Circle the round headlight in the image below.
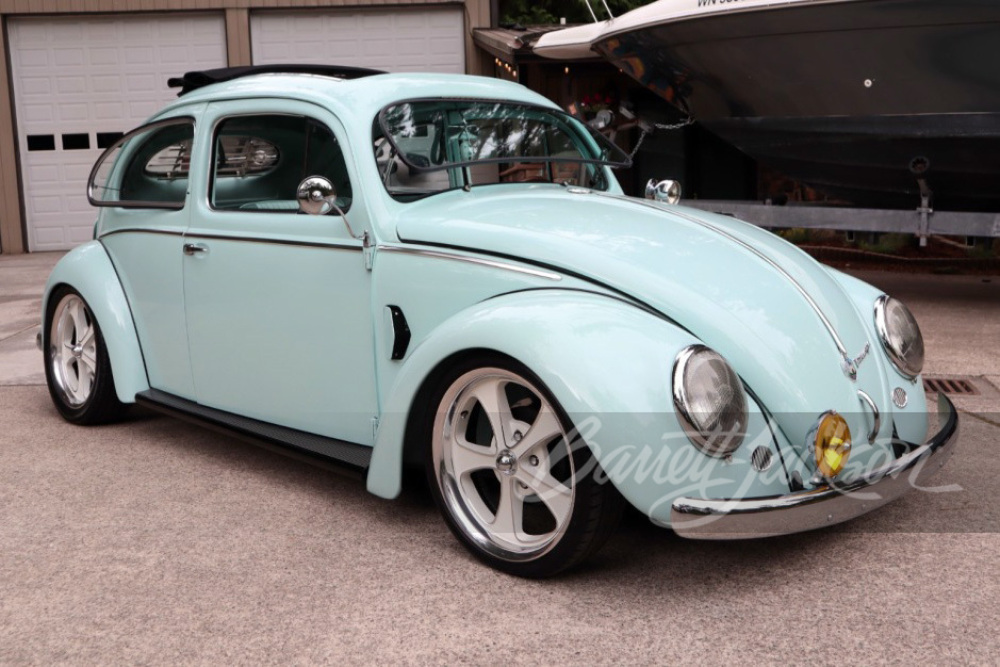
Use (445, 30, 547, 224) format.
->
(672, 345, 748, 457)
(874, 295, 924, 378)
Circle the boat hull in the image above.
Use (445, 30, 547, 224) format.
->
(593, 0, 1000, 209)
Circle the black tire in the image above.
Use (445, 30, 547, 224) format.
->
(44, 286, 126, 425)
(424, 353, 623, 578)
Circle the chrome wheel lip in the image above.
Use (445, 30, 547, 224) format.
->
(49, 293, 97, 408)
(432, 367, 576, 563)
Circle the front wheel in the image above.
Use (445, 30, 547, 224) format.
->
(426, 355, 622, 577)
(44, 287, 125, 425)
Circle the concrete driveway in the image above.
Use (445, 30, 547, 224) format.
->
(1, 252, 997, 664)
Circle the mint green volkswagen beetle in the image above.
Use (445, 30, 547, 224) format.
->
(41, 66, 958, 577)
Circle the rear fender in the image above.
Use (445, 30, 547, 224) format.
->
(42, 241, 149, 403)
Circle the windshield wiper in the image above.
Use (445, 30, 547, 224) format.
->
(381, 147, 398, 185)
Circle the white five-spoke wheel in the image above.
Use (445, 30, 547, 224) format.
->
(44, 287, 124, 425)
(50, 293, 99, 407)
(426, 356, 623, 577)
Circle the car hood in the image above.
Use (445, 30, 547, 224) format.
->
(393, 186, 890, 449)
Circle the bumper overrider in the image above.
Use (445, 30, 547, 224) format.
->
(670, 394, 960, 539)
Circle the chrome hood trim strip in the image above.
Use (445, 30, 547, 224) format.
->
(378, 245, 563, 281)
(595, 192, 856, 370)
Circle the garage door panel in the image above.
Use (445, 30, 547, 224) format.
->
(34, 228, 64, 248)
(54, 77, 82, 95)
(21, 104, 54, 124)
(10, 14, 227, 252)
(92, 76, 122, 93)
(129, 101, 163, 119)
(89, 48, 121, 67)
(55, 49, 85, 67)
(125, 74, 157, 92)
(96, 102, 126, 121)
(21, 78, 51, 95)
(124, 47, 155, 64)
(251, 8, 465, 74)
(60, 104, 89, 122)
(15, 49, 49, 68)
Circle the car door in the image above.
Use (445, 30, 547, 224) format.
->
(182, 100, 377, 446)
(92, 113, 201, 400)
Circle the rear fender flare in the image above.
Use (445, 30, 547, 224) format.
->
(42, 241, 148, 403)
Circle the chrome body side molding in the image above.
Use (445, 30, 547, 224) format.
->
(98, 227, 362, 252)
(378, 245, 563, 281)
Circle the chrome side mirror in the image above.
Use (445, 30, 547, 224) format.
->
(296, 176, 338, 216)
(587, 109, 615, 130)
(296, 175, 368, 244)
(645, 179, 682, 205)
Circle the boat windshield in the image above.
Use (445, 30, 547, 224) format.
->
(374, 99, 631, 201)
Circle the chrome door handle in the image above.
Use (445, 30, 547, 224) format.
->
(183, 243, 208, 256)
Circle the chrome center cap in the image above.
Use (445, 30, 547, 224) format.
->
(496, 450, 517, 476)
(71, 344, 84, 358)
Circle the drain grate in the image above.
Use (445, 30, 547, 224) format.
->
(923, 377, 979, 395)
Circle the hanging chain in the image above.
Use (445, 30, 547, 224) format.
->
(654, 118, 696, 131)
(629, 117, 695, 159)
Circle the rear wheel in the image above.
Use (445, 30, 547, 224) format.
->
(44, 287, 125, 425)
(426, 355, 623, 577)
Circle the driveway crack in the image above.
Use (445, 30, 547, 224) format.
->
(957, 408, 1000, 430)
(0, 324, 39, 345)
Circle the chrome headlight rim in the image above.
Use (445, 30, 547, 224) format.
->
(873, 294, 924, 380)
(672, 344, 748, 458)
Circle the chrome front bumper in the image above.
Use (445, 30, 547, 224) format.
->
(670, 394, 960, 540)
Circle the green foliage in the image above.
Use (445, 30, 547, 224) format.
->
(499, 0, 652, 26)
(966, 239, 1000, 259)
(777, 227, 813, 245)
(858, 233, 911, 255)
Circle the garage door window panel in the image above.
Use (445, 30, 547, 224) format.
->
(210, 115, 352, 213)
(88, 117, 195, 209)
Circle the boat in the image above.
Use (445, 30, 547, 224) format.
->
(535, 0, 1000, 211)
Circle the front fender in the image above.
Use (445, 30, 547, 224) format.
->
(366, 289, 702, 501)
(825, 267, 929, 444)
(43, 241, 148, 403)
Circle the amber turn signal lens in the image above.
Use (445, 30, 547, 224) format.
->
(814, 412, 852, 479)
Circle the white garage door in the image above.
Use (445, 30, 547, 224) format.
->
(9, 14, 227, 252)
(251, 8, 465, 73)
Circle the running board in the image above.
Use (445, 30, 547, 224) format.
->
(135, 389, 372, 478)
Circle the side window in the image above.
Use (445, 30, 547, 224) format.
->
(88, 118, 194, 209)
(210, 114, 352, 213)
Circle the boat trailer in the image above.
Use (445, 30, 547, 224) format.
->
(684, 198, 1000, 245)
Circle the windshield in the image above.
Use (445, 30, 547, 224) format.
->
(374, 99, 631, 201)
